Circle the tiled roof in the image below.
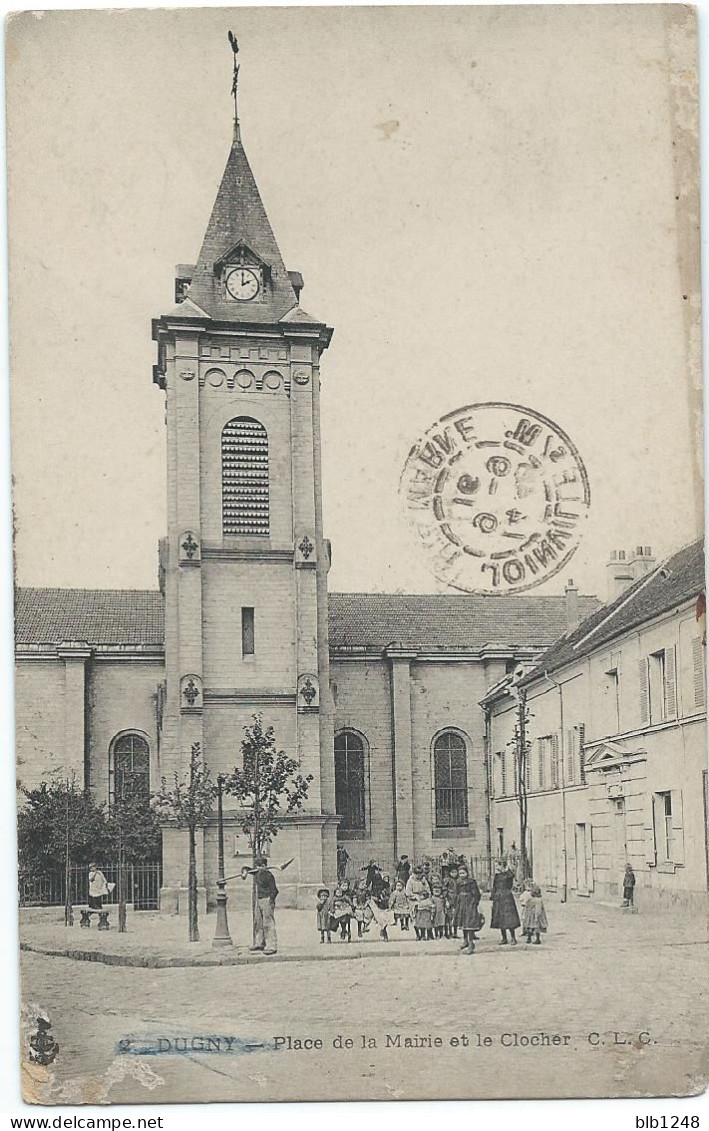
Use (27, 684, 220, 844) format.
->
(15, 586, 600, 655)
(15, 589, 165, 647)
(328, 592, 599, 653)
(523, 538, 705, 681)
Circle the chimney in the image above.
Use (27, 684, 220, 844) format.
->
(565, 578, 580, 632)
(631, 545, 656, 582)
(606, 545, 656, 602)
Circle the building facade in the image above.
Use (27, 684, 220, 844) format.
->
(485, 539, 707, 911)
(14, 95, 705, 913)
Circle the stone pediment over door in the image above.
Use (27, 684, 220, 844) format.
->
(585, 739, 647, 773)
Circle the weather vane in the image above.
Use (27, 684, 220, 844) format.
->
(228, 31, 240, 141)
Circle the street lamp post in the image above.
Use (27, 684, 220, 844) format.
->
(212, 775, 233, 949)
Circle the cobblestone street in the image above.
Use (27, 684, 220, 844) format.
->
(20, 898, 709, 1105)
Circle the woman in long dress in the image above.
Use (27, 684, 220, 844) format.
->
(490, 860, 520, 945)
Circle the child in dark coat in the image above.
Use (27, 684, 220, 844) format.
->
(316, 887, 332, 943)
(444, 866, 459, 938)
(455, 866, 482, 955)
(353, 879, 369, 937)
(622, 864, 636, 906)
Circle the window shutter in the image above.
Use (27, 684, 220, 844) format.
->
(693, 636, 706, 710)
(565, 728, 575, 785)
(551, 733, 560, 789)
(578, 724, 586, 784)
(664, 646, 677, 718)
(586, 824, 595, 892)
(671, 789, 685, 866)
(643, 791, 657, 866)
(639, 659, 650, 726)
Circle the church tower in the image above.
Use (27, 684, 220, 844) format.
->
(152, 48, 336, 909)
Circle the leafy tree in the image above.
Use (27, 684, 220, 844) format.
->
(105, 790, 162, 932)
(224, 714, 312, 945)
(225, 714, 313, 863)
(105, 793, 162, 864)
(17, 777, 110, 874)
(152, 743, 214, 942)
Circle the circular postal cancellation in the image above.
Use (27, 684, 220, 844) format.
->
(400, 402, 591, 595)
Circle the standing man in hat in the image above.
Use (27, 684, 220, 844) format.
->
(250, 856, 278, 954)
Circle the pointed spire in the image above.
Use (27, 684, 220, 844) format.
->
(186, 140, 298, 323)
(183, 38, 300, 324)
(173, 38, 329, 335)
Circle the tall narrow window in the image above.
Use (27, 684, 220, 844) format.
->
(647, 647, 677, 724)
(605, 651, 621, 732)
(654, 791, 673, 862)
(110, 734, 150, 805)
(241, 607, 255, 657)
(222, 417, 269, 536)
(433, 731, 469, 828)
(334, 731, 366, 830)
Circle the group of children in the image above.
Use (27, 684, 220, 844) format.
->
(316, 857, 549, 952)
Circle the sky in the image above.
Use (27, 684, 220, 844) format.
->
(6, 5, 703, 600)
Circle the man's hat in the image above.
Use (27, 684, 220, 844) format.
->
(317, 887, 330, 897)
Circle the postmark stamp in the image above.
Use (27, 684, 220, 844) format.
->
(400, 402, 591, 594)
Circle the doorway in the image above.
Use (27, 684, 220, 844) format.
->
(608, 797, 627, 897)
(574, 822, 592, 895)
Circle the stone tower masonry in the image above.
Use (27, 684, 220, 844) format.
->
(152, 93, 337, 910)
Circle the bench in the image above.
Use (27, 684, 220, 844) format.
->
(77, 907, 111, 930)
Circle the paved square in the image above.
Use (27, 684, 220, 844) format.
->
(20, 897, 709, 1103)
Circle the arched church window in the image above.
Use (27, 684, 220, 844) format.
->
(222, 417, 270, 536)
(433, 731, 469, 828)
(110, 733, 150, 805)
(334, 731, 366, 831)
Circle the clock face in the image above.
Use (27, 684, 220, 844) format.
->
(225, 267, 260, 302)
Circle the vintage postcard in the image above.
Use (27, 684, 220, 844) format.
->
(8, 4, 707, 1106)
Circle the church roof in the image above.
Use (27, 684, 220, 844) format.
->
(521, 537, 705, 682)
(15, 586, 599, 654)
(327, 592, 600, 653)
(183, 138, 304, 325)
(14, 588, 164, 647)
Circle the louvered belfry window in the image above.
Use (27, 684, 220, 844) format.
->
(222, 417, 270, 536)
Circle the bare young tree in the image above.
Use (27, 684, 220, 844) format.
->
(153, 743, 214, 942)
(509, 686, 532, 881)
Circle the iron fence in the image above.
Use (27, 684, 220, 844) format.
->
(18, 863, 162, 911)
